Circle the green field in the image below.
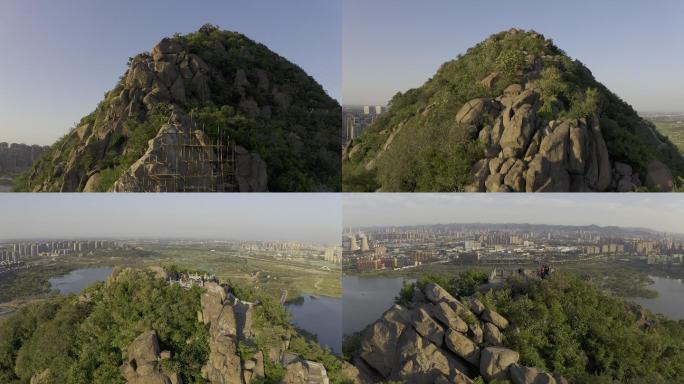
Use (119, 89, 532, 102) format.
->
(648, 115, 684, 151)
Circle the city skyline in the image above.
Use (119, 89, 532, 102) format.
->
(0, 0, 341, 145)
(345, 221, 671, 235)
(0, 194, 342, 244)
(343, 0, 684, 111)
(343, 194, 684, 234)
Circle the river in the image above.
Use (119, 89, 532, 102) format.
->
(342, 275, 412, 336)
(632, 276, 684, 320)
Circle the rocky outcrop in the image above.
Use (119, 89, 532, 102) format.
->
(645, 159, 674, 191)
(198, 281, 331, 384)
(352, 283, 564, 383)
(199, 282, 256, 384)
(0, 143, 48, 174)
(462, 84, 626, 192)
(282, 353, 330, 384)
(120, 330, 183, 384)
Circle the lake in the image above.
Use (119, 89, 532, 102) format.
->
(0, 176, 14, 192)
(342, 275, 412, 336)
(286, 294, 342, 354)
(633, 276, 684, 320)
(49, 268, 113, 294)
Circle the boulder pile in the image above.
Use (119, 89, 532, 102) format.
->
(353, 283, 567, 384)
(461, 82, 672, 192)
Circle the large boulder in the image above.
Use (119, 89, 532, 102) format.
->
(282, 358, 329, 384)
(480, 347, 519, 382)
(468, 298, 486, 315)
(433, 302, 468, 333)
(398, 341, 474, 384)
(423, 283, 458, 304)
(499, 105, 537, 157)
(482, 309, 509, 329)
(483, 322, 503, 346)
(510, 364, 557, 384)
(360, 305, 411, 377)
(468, 321, 484, 344)
(456, 98, 501, 126)
(466, 159, 490, 192)
(444, 328, 481, 365)
(412, 308, 445, 346)
(645, 160, 674, 191)
(127, 330, 160, 365)
(120, 331, 180, 384)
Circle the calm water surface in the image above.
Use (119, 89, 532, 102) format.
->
(633, 276, 684, 320)
(342, 275, 413, 335)
(286, 294, 342, 354)
(48, 268, 113, 294)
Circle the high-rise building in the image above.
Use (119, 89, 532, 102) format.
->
(360, 234, 370, 252)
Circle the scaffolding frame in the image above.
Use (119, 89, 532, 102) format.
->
(139, 115, 237, 192)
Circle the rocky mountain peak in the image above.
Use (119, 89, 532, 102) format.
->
(19, 24, 340, 192)
(343, 29, 684, 192)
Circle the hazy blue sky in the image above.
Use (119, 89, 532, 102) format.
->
(0, 0, 341, 145)
(343, 0, 684, 112)
(344, 194, 684, 234)
(0, 194, 341, 244)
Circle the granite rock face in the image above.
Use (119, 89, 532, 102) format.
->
(197, 282, 332, 384)
(352, 282, 565, 384)
(461, 86, 623, 192)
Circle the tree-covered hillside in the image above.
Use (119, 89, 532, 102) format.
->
(0, 269, 350, 384)
(343, 29, 684, 192)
